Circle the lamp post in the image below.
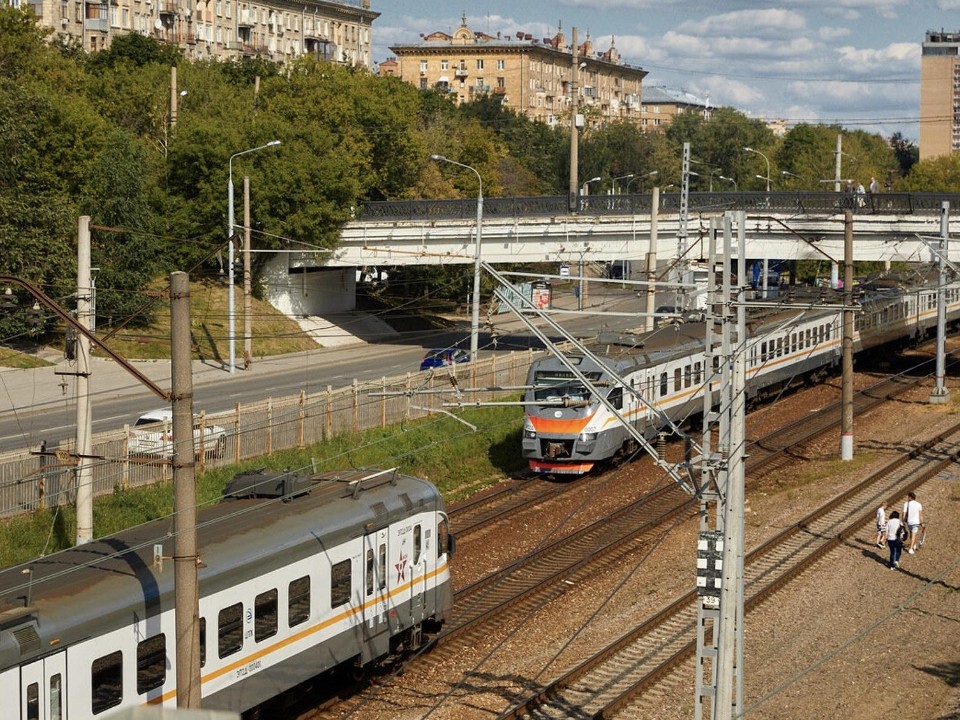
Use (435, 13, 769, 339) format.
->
(612, 173, 634, 194)
(631, 170, 658, 193)
(755, 173, 773, 188)
(431, 154, 483, 362)
(743, 146, 771, 192)
(228, 140, 280, 374)
(581, 176, 602, 195)
(718, 175, 738, 191)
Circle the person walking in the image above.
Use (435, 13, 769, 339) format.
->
(869, 176, 879, 194)
(875, 503, 887, 548)
(902, 492, 924, 554)
(885, 510, 905, 569)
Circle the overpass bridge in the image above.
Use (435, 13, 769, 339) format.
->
(327, 191, 960, 270)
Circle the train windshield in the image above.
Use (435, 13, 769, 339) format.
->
(532, 369, 603, 403)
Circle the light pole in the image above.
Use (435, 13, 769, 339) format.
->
(631, 170, 658, 193)
(755, 173, 773, 188)
(228, 140, 280, 373)
(612, 173, 634, 194)
(431, 154, 483, 362)
(719, 175, 738, 191)
(743, 146, 771, 192)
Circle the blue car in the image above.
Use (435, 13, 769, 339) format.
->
(420, 348, 471, 371)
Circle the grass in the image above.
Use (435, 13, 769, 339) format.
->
(0, 402, 527, 567)
(0, 278, 321, 367)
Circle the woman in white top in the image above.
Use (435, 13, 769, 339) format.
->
(902, 492, 924, 553)
(875, 504, 887, 548)
(885, 510, 905, 569)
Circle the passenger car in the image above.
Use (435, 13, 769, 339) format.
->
(128, 408, 227, 458)
(419, 347, 471, 371)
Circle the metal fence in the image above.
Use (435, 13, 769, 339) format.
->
(357, 191, 960, 221)
(0, 349, 538, 518)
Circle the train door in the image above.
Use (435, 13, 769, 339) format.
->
(362, 528, 390, 657)
(409, 520, 428, 623)
(20, 652, 66, 720)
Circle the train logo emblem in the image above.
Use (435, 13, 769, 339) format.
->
(395, 551, 408, 582)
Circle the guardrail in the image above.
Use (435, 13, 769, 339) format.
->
(356, 192, 960, 222)
(0, 350, 537, 519)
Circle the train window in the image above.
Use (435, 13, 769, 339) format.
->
(199, 618, 206, 667)
(218, 603, 243, 658)
(414, 524, 422, 565)
(760, 341, 767, 361)
(366, 548, 375, 595)
(136, 633, 166, 694)
(379, 543, 387, 590)
(331, 559, 351, 608)
(659, 372, 667, 397)
(91, 650, 123, 714)
(438, 518, 450, 557)
(255, 590, 278, 642)
(50, 674, 62, 720)
(289, 576, 311, 627)
(684, 365, 692, 389)
(673, 367, 681, 392)
(26, 682, 38, 720)
(607, 385, 623, 409)
(695, 362, 702, 384)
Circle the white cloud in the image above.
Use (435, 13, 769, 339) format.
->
(678, 8, 808, 38)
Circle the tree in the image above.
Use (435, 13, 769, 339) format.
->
(889, 132, 918, 180)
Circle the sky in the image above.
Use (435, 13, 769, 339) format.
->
(369, 1, 960, 143)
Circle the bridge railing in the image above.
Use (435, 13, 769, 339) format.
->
(356, 192, 960, 222)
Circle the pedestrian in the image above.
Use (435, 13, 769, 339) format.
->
(885, 510, 906, 569)
(874, 503, 887, 548)
(902, 491, 924, 554)
(868, 176, 879, 194)
(855, 181, 866, 208)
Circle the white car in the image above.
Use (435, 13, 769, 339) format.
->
(128, 409, 227, 458)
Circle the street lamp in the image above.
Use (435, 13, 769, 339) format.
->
(630, 170, 658, 193)
(781, 170, 800, 179)
(581, 176, 602, 195)
(718, 175, 738, 191)
(755, 173, 773, 188)
(743, 146, 771, 192)
(430, 154, 483, 362)
(612, 173, 634, 194)
(228, 140, 280, 374)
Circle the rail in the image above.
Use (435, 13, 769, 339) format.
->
(356, 191, 960, 222)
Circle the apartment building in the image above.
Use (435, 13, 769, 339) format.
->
(920, 29, 960, 160)
(640, 86, 711, 133)
(386, 17, 648, 127)
(9, 0, 378, 66)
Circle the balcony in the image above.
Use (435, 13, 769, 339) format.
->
(237, 9, 253, 28)
(158, 1, 176, 16)
(454, 67, 468, 78)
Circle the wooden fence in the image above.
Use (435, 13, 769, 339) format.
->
(0, 349, 537, 518)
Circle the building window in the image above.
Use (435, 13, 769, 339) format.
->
(497, 77, 505, 88)
(419, 60, 427, 73)
(476, 58, 484, 69)
(440, 59, 448, 70)
(497, 58, 504, 70)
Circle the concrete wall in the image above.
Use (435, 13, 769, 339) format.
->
(262, 253, 355, 316)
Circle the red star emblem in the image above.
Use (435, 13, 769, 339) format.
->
(395, 552, 408, 583)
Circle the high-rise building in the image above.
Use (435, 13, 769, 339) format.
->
(386, 16, 648, 128)
(920, 30, 960, 160)
(10, 0, 378, 67)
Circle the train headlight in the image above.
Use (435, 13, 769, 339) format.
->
(579, 432, 597, 442)
(523, 421, 537, 439)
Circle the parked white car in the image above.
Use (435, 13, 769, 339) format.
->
(128, 409, 227, 458)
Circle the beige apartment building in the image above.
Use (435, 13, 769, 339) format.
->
(920, 30, 960, 160)
(386, 18, 648, 127)
(640, 86, 711, 133)
(10, 0, 378, 66)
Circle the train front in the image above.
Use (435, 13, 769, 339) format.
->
(522, 354, 616, 475)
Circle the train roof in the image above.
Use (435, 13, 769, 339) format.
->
(0, 469, 442, 664)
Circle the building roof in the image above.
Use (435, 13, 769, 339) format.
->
(642, 86, 709, 109)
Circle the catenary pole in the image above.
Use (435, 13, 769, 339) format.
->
(171, 271, 201, 708)
(75, 216, 94, 545)
(930, 201, 950, 403)
(644, 185, 659, 332)
(243, 176, 253, 369)
(568, 27, 579, 213)
(840, 211, 854, 460)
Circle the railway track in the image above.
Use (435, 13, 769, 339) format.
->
(495, 422, 960, 719)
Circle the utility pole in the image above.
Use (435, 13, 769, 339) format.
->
(834, 134, 842, 193)
(645, 185, 660, 332)
(568, 27, 580, 213)
(75, 216, 94, 545)
(171, 271, 201, 709)
(840, 211, 854, 460)
(170, 66, 179, 134)
(930, 201, 950, 404)
(243, 176, 253, 369)
(677, 142, 691, 309)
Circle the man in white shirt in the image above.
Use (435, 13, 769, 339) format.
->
(902, 492, 924, 554)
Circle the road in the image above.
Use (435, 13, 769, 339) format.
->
(0, 284, 648, 453)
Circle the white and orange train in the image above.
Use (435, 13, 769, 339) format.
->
(0, 468, 454, 719)
(523, 275, 960, 475)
